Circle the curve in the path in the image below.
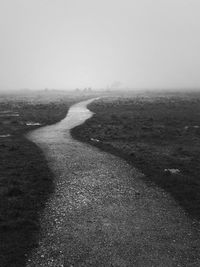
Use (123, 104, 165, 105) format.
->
(26, 99, 200, 267)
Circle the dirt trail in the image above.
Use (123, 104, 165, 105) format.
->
(26, 99, 200, 266)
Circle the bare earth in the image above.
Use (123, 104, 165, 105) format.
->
(26, 99, 200, 266)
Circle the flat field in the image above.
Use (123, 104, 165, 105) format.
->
(72, 91, 200, 221)
(0, 91, 88, 267)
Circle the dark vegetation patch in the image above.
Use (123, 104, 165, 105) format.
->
(0, 92, 88, 267)
(71, 91, 200, 221)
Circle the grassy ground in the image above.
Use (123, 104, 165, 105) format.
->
(71, 91, 200, 221)
(0, 92, 88, 267)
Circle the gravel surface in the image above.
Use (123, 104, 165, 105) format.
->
(26, 99, 200, 266)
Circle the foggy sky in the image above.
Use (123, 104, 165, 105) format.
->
(0, 0, 200, 90)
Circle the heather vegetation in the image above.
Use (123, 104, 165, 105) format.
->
(71, 91, 200, 221)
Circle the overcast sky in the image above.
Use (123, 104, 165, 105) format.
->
(0, 0, 200, 90)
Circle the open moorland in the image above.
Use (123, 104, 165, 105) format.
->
(0, 91, 90, 267)
(72, 91, 200, 222)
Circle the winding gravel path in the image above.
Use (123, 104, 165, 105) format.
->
(26, 99, 200, 266)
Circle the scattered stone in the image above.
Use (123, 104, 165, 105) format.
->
(184, 125, 200, 130)
(0, 112, 19, 117)
(26, 122, 42, 126)
(90, 138, 100, 142)
(164, 168, 180, 174)
(0, 110, 11, 113)
(0, 134, 11, 138)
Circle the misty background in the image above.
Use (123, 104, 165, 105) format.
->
(0, 0, 200, 90)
